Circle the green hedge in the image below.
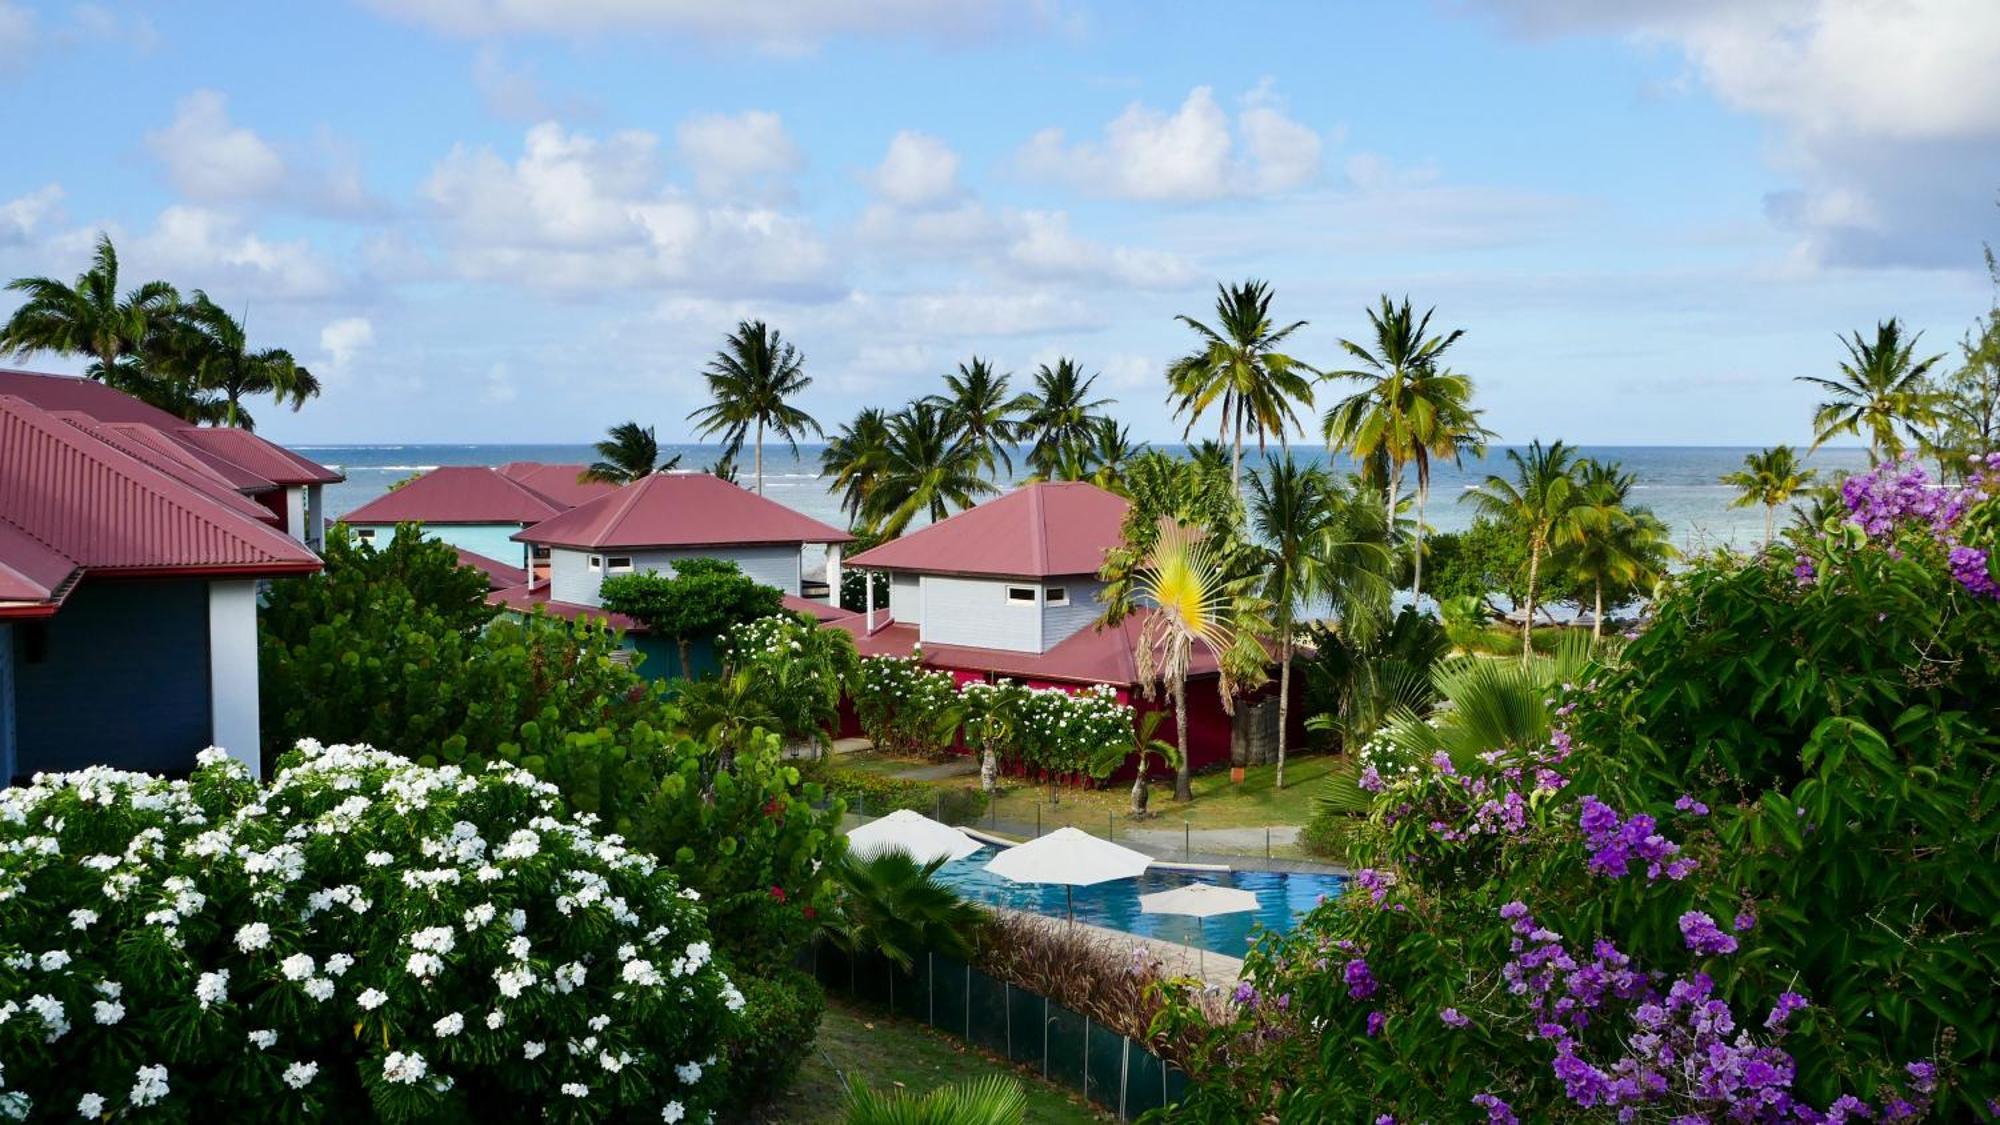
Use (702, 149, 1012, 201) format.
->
(801, 762, 989, 825)
(719, 965, 826, 1111)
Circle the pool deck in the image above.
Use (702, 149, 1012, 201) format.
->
(993, 907, 1247, 988)
(957, 823, 1347, 877)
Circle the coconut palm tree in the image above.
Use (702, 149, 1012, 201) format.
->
(1247, 457, 1391, 789)
(687, 319, 821, 495)
(1720, 445, 1818, 546)
(1557, 460, 1673, 640)
(1321, 296, 1477, 597)
(167, 293, 320, 429)
(582, 421, 680, 484)
(1130, 518, 1266, 802)
(1463, 440, 1581, 661)
(1167, 280, 1315, 493)
(822, 408, 891, 521)
(1798, 318, 1945, 461)
(929, 357, 1028, 478)
(863, 402, 996, 538)
(1, 233, 184, 407)
(1034, 416, 1141, 488)
(1017, 359, 1110, 479)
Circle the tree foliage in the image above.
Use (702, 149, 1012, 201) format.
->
(598, 559, 785, 678)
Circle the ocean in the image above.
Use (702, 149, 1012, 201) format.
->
(300, 443, 1874, 554)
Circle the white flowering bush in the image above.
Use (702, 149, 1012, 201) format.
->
(850, 653, 960, 756)
(0, 742, 738, 1124)
(1011, 684, 1133, 783)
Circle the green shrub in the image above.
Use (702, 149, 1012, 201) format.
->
(850, 655, 961, 757)
(599, 559, 785, 679)
(798, 763, 988, 825)
(0, 743, 738, 1124)
(716, 966, 825, 1112)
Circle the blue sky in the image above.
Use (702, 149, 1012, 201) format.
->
(1, 0, 1995, 447)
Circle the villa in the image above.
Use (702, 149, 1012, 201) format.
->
(491, 472, 854, 674)
(0, 383, 330, 783)
(835, 481, 1294, 772)
(339, 463, 617, 576)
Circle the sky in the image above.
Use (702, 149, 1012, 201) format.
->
(0, 0, 1996, 448)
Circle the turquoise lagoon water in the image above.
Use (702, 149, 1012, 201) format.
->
(932, 846, 1345, 956)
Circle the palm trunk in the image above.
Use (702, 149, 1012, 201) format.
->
(755, 419, 765, 495)
(1130, 755, 1150, 816)
(1385, 470, 1401, 574)
(980, 738, 998, 794)
(1173, 678, 1192, 802)
(1764, 504, 1775, 547)
(1592, 582, 1604, 642)
(677, 638, 692, 679)
(1522, 544, 1541, 664)
(1231, 414, 1243, 496)
(1413, 484, 1428, 600)
(1275, 638, 1292, 790)
(225, 397, 239, 428)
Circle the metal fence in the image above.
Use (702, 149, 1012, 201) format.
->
(809, 943, 1191, 1121)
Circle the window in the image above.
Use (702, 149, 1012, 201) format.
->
(588, 555, 603, 573)
(1006, 586, 1037, 605)
(353, 528, 375, 542)
(607, 556, 634, 573)
(531, 545, 551, 560)
(1045, 586, 1069, 607)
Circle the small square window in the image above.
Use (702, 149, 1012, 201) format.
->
(607, 556, 634, 573)
(588, 555, 603, 572)
(353, 528, 375, 541)
(1006, 586, 1037, 604)
(1045, 586, 1069, 606)
(531, 545, 551, 560)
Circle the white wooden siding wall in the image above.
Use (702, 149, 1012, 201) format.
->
(889, 573, 922, 623)
(918, 575, 1042, 653)
(1041, 578, 1108, 649)
(548, 548, 600, 605)
(549, 544, 805, 607)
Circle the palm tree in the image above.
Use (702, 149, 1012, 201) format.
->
(169, 293, 319, 429)
(1247, 458, 1392, 789)
(929, 357, 1028, 477)
(1167, 280, 1315, 493)
(1130, 518, 1265, 802)
(1, 233, 183, 406)
(822, 408, 891, 520)
(1017, 359, 1110, 479)
(1321, 296, 1477, 597)
(1558, 460, 1672, 640)
(1035, 416, 1140, 488)
(863, 402, 996, 538)
(1090, 710, 1182, 817)
(825, 850, 986, 971)
(1464, 440, 1580, 661)
(1798, 318, 1945, 461)
(1721, 445, 1817, 546)
(688, 319, 821, 495)
(582, 421, 680, 484)
(842, 1074, 1026, 1125)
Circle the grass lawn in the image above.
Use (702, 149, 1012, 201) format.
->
(735, 999, 1108, 1124)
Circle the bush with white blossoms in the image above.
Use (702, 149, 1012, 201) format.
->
(1010, 684, 1132, 784)
(0, 742, 739, 1124)
(849, 653, 961, 757)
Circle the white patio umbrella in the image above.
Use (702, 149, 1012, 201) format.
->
(1139, 882, 1260, 977)
(844, 808, 983, 865)
(984, 826, 1152, 921)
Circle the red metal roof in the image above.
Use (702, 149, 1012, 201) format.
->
(53, 415, 283, 528)
(782, 594, 856, 623)
(496, 462, 620, 508)
(345, 466, 569, 526)
(169, 425, 343, 486)
(826, 608, 1221, 688)
(0, 395, 321, 614)
(486, 583, 641, 632)
(514, 472, 854, 550)
(454, 547, 529, 591)
(844, 481, 1129, 579)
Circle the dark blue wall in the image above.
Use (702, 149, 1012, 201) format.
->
(0, 623, 14, 783)
(11, 580, 212, 780)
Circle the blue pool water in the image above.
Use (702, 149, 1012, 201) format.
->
(934, 847, 1345, 956)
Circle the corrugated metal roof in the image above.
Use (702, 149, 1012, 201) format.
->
(345, 466, 569, 526)
(826, 608, 1218, 688)
(496, 462, 620, 508)
(0, 395, 321, 611)
(486, 583, 641, 632)
(453, 547, 528, 591)
(844, 481, 1129, 579)
(170, 425, 343, 486)
(514, 472, 854, 550)
(54, 415, 284, 527)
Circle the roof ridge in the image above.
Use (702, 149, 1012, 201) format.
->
(592, 474, 656, 546)
(1028, 482, 1049, 574)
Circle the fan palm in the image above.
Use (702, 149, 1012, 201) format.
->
(1131, 518, 1267, 802)
(1, 233, 184, 408)
(929, 357, 1028, 477)
(825, 850, 986, 971)
(1088, 709, 1182, 819)
(1374, 632, 1600, 768)
(1720, 445, 1817, 546)
(1017, 359, 1110, 479)
(1167, 280, 1315, 493)
(1557, 460, 1673, 640)
(1247, 458, 1391, 789)
(1321, 296, 1482, 598)
(863, 402, 996, 538)
(841, 1074, 1026, 1125)
(169, 293, 319, 429)
(687, 319, 821, 495)
(1798, 318, 1944, 461)
(822, 408, 892, 520)
(582, 421, 680, 484)
(1463, 440, 1581, 661)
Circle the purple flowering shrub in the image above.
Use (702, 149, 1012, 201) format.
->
(1149, 466, 2000, 1122)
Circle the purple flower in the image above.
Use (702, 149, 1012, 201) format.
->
(1678, 911, 1739, 956)
(1471, 1093, 1519, 1124)
(1732, 911, 1756, 933)
(1949, 544, 2000, 599)
(1674, 794, 1709, 816)
(1430, 751, 1456, 775)
(1904, 1060, 1937, 1095)
(1344, 958, 1378, 1000)
(1440, 1007, 1471, 1028)
(1764, 992, 1809, 1032)
(1365, 1010, 1386, 1037)
(1357, 765, 1385, 793)
(1578, 795, 1691, 881)
(1231, 980, 1257, 1007)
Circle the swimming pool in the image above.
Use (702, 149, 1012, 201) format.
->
(934, 846, 1346, 955)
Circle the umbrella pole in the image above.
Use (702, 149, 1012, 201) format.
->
(1198, 918, 1205, 980)
(1066, 885, 1074, 926)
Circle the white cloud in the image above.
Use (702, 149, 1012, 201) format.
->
(675, 110, 803, 199)
(472, 45, 557, 121)
(0, 184, 62, 245)
(1004, 210, 1194, 289)
(420, 122, 835, 295)
(887, 288, 1104, 337)
(867, 130, 963, 208)
(131, 205, 342, 298)
(1017, 84, 1325, 202)
(360, 0, 1053, 51)
(145, 90, 287, 202)
(318, 316, 374, 381)
(0, 2, 33, 73)
(483, 362, 518, 404)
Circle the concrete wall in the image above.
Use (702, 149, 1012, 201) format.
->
(1040, 578, 1108, 649)
(350, 523, 528, 568)
(11, 580, 213, 778)
(918, 575, 1043, 653)
(207, 581, 262, 778)
(550, 544, 806, 607)
(889, 572, 922, 623)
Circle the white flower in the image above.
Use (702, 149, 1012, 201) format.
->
(68, 910, 97, 931)
(38, 950, 71, 972)
(432, 1012, 465, 1037)
(599, 1051, 627, 1073)
(463, 902, 496, 930)
(497, 830, 541, 861)
(303, 977, 335, 1003)
(406, 952, 443, 980)
(494, 965, 536, 998)
(91, 1000, 124, 1026)
(720, 982, 745, 1013)
(281, 1061, 319, 1089)
(128, 1064, 169, 1108)
(365, 851, 394, 866)
(325, 953, 354, 977)
(675, 1061, 703, 1084)
(409, 926, 456, 953)
(248, 1029, 278, 1050)
(357, 988, 388, 1011)
(508, 908, 527, 932)
(662, 1101, 686, 1123)
(560, 1083, 589, 1098)
(194, 970, 229, 1010)
(234, 922, 271, 952)
(94, 981, 121, 999)
(484, 1010, 505, 1030)
(76, 1093, 104, 1118)
(620, 959, 662, 987)
(522, 1041, 546, 1060)
(382, 1051, 427, 1085)
(279, 953, 315, 981)
(25, 993, 66, 1040)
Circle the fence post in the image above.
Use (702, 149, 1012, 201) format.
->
(935, 791, 942, 822)
(1043, 996, 1050, 1079)
(1266, 827, 1271, 859)
(928, 951, 935, 1028)
(1184, 820, 1190, 858)
(1036, 804, 1041, 838)
(1119, 1036, 1131, 1122)
(1107, 811, 1114, 841)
